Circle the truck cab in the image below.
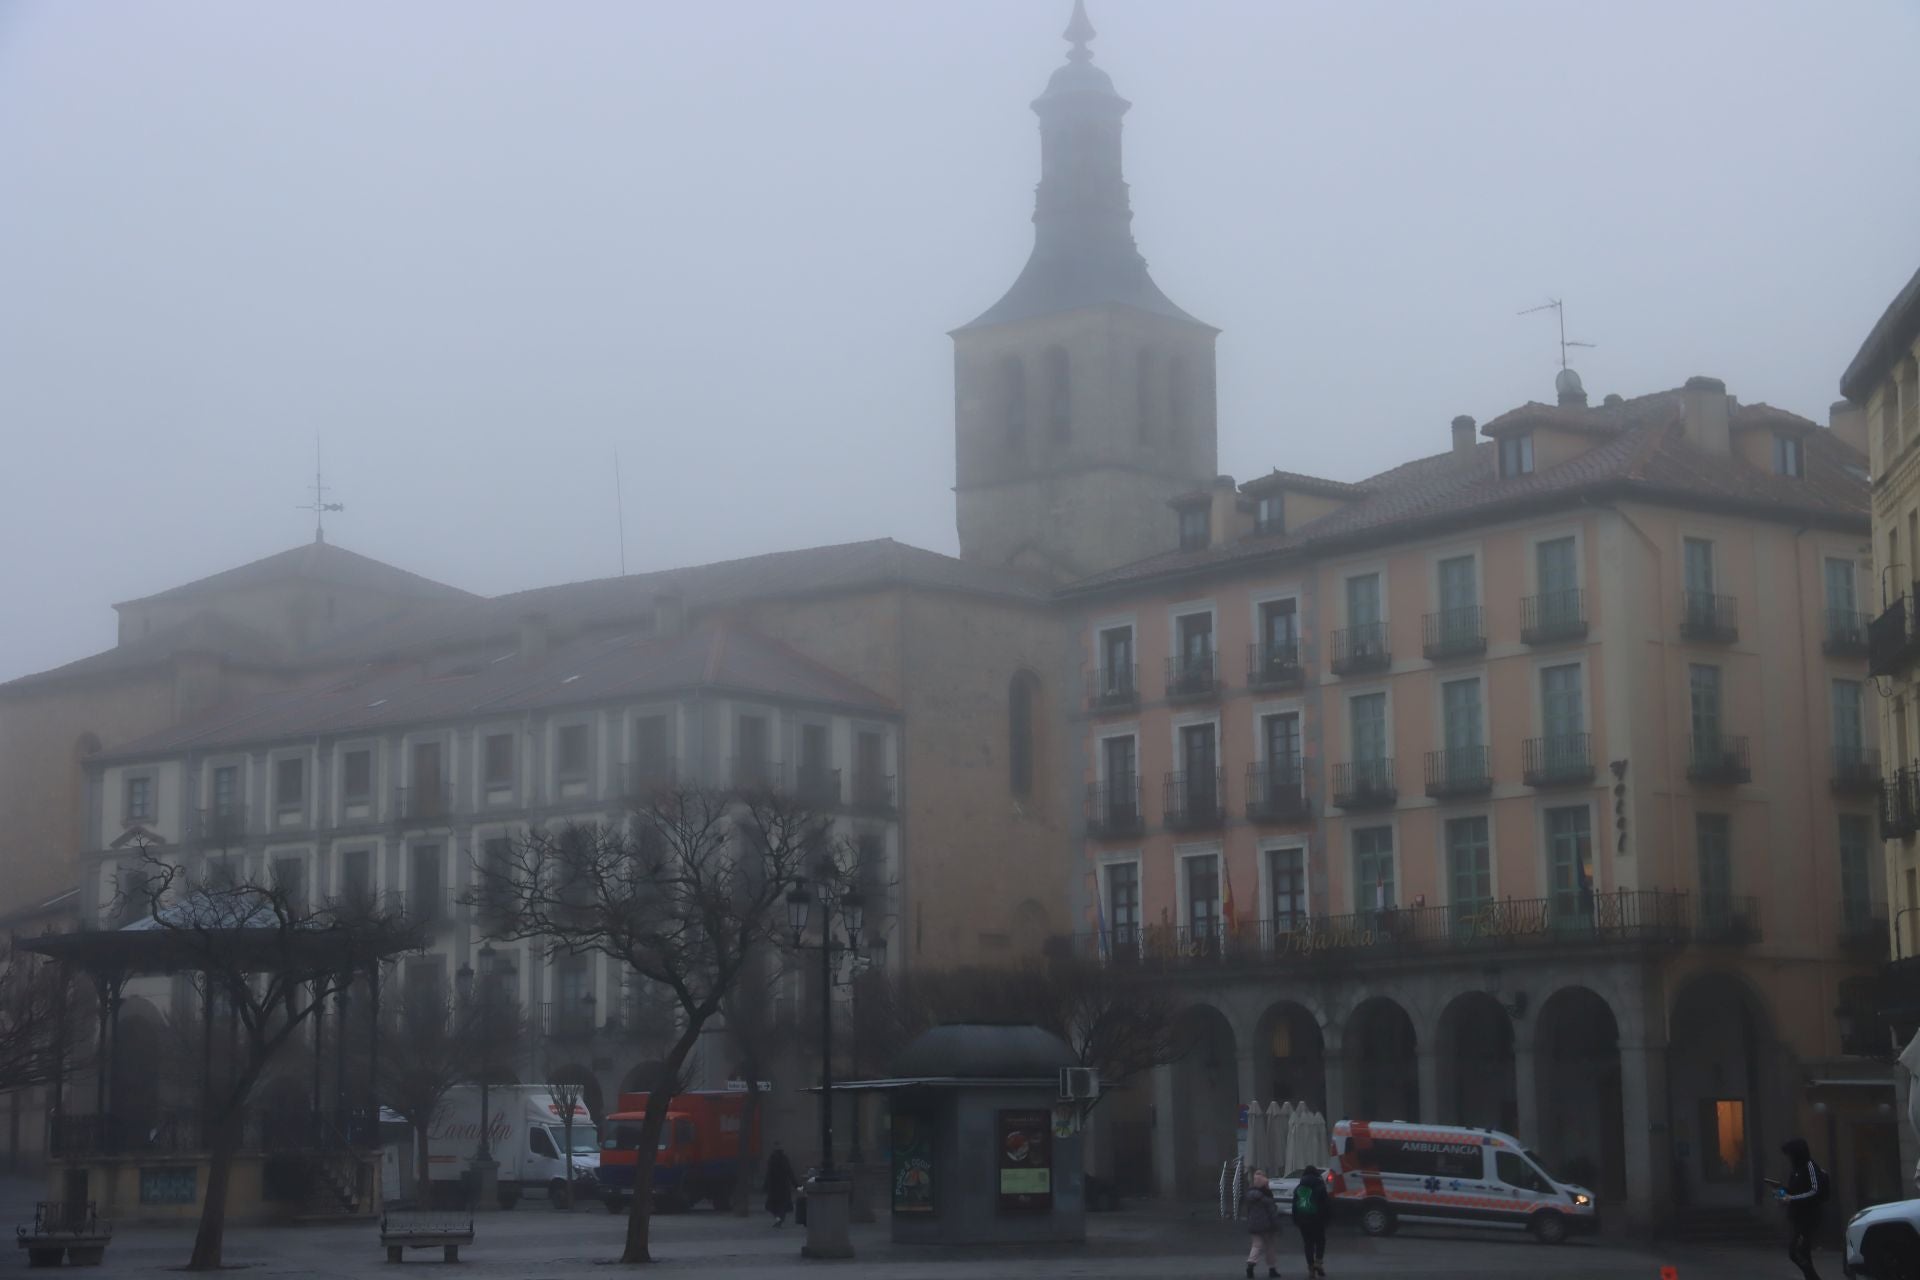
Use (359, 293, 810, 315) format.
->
(597, 1091, 758, 1213)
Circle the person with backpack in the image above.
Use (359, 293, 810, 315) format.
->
(1242, 1169, 1282, 1279)
(1291, 1166, 1331, 1278)
(1775, 1137, 1829, 1280)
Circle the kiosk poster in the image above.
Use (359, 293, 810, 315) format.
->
(891, 1113, 935, 1214)
(996, 1109, 1053, 1212)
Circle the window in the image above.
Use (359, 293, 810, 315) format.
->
(1184, 855, 1220, 937)
(1697, 813, 1733, 921)
(1009, 674, 1038, 797)
(1840, 816, 1873, 932)
(1174, 611, 1214, 679)
(1179, 723, 1217, 782)
(1255, 493, 1285, 536)
(799, 722, 829, 770)
(1102, 734, 1137, 790)
(529, 1128, 558, 1160)
(1699, 1098, 1748, 1183)
(484, 733, 514, 790)
(339, 848, 371, 906)
(734, 713, 771, 787)
(275, 757, 305, 815)
(1258, 599, 1298, 662)
(1689, 664, 1722, 748)
(271, 856, 306, 912)
(1353, 826, 1394, 912)
(1546, 806, 1593, 924)
(211, 766, 237, 816)
(124, 775, 153, 823)
(1446, 817, 1491, 908)
(342, 749, 372, 804)
(1106, 862, 1140, 945)
(633, 715, 671, 784)
(1268, 847, 1306, 931)
(1773, 433, 1803, 477)
(410, 844, 443, 923)
(479, 836, 512, 926)
(1346, 573, 1382, 628)
(854, 730, 887, 804)
(1178, 506, 1209, 550)
(1363, 1138, 1484, 1181)
(1833, 680, 1865, 758)
(1496, 1150, 1553, 1194)
(1825, 557, 1858, 618)
(1683, 537, 1716, 599)
(1499, 433, 1534, 477)
(1540, 665, 1584, 742)
(1350, 692, 1387, 767)
(556, 725, 589, 780)
(1537, 536, 1577, 598)
(1001, 355, 1027, 447)
(1098, 626, 1134, 692)
(1438, 554, 1478, 614)
(1263, 712, 1301, 773)
(1046, 345, 1070, 441)
(403, 958, 446, 1023)
(1441, 678, 1483, 751)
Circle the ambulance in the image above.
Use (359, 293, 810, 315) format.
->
(1313, 1120, 1599, 1243)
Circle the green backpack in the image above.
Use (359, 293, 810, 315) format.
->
(1293, 1183, 1318, 1217)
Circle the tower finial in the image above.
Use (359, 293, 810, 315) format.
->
(1063, 0, 1095, 62)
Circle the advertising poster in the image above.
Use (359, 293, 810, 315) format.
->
(997, 1108, 1053, 1213)
(891, 1112, 935, 1214)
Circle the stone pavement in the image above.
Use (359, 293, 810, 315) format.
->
(0, 1185, 1795, 1278)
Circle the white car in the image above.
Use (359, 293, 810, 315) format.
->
(1844, 1199, 1920, 1278)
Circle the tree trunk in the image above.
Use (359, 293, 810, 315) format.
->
(186, 1106, 245, 1270)
(732, 1049, 760, 1218)
(416, 1123, 432, 1206)
(620, 1032, 701, 1263)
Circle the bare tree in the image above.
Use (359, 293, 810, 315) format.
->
(379, 989, 464, 1205)
(474, 784, 823, 1264)
(546, 1078, 586, 1210)
(721, 964, 776, 1217)
(0, 948, 85, 1095)
(127, 851, 421, 1270)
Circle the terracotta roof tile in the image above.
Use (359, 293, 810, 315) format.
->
(114, 540, 474, 609)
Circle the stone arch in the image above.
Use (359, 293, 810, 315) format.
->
(1253, 1000, 1326, 1113)
(1044, 344, 1070, 441)
(1344, 996, 1419, 1122)
(1534, 984, 1624, 1200)
(1168, 1002, 1237, 1199)
(1434, 991, 1514, 1132)
(1668, 970, 1779, 1210)
(1000, 354, 1028, 448)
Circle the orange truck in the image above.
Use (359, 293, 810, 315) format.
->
(596, 1090, 762, 1212)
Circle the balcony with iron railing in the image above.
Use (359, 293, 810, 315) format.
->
(1422, 607, 1486, 661)
(1883, 767, 1920, 841)
(730, 756, 782, 792)
(1694, 894, 1762, 945)
(1679, 590, 1738, 643)
(1330, 623, 1390, 677)
(1162, 770, 1224, 831)
(1521, 589, 1588, 645)
(1084, 779, 1143, 839)
(850, 771, 896, 815)
(1870, 596, 1912, 677)
(1832, 746, 1882, 796)
(1423, 746, 1491, 799)
(542, 1000, 598, 1041)
(1085, 665, 1139, 712)
(1245, 761, 1309, 824)
(393, 783, 452, 825)
(795, 764, 842, 810)
(1246, 641, 1303, 691)
(1165, 651, 1220, 702)
(1331, 758, 1396, 810)
(1523, 733, 1595, 787)
(1686, 735, 1751, 785)
(193, 804, 249, 847)
(1823, 609, 1871, 659)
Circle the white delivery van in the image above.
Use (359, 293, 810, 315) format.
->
(1308, 1120, 1598, 1243)
(384, 1085, 601, 1207)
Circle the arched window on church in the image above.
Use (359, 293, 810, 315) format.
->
(1001, 356, 1028, 449)
(1136, 349, 1157, 443)
(1045, 345, 1071, 442)
(1168, 355, 1190, 440)
(1009, 671, 1040, 798)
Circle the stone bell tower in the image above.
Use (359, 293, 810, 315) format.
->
(953, 1, 1218, 581)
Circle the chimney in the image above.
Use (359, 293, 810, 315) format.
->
(1829, 398, 1869, 456)
(653, 591, 686, 637)
(1451, 415, 1477, 454)
(1680, 376, 1731, 455)
(1208, 475, 1240, 545)
(518, 610, 550, 658)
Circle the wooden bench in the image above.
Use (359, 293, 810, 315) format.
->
(379, 1212, 473, 1263)
(16, 1201, 112, 1267)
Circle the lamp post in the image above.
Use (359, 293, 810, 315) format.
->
(459, 943, 501, 1210)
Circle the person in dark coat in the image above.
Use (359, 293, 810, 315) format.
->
(1776, 1137, 1827, 1280)
(1242, 1169, 1281, 1280)
(1291, 1166, 1331, 1278)
(763, 1143, 796, 1227)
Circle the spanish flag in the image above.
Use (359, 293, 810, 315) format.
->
(1222, 857, 1237, 934)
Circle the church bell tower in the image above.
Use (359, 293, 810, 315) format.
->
(953, 1, 1218, 580)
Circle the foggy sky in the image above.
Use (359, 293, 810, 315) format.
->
(4, 1, 1918, 682)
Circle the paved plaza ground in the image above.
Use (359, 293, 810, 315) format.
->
(0, 1181, 1813, 1280)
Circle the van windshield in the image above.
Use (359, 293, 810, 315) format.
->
(550, 1125, 599, 1155)
(1523, 1149, 1564, 1184)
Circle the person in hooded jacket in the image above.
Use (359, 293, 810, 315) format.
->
(1291, 1166, 1331, 1278)
(1242, 1169, 1282, 1279)
(763, 1142, 796, 1227)
(1775, 1137, 1827, 1280)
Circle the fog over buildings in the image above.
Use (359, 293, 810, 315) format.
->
(3, 0, 1917, 681)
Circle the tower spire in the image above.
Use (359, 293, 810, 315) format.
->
(1063, 0, 1095, 62)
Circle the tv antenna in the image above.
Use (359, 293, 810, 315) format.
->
(297, 438, 345, 543)
(614, 447, 628, 576)
(1518, 298, 1596, 369)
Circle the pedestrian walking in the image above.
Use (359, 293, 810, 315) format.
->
(1291, 1165, 1330, 1278)
(1242, 1168, 1282, 1279)
(763, 1142, 796, 1227)
(1775, 1137, 1829, 1280)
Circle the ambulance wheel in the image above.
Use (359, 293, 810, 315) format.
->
(1530, 1210, 1568, 1245)
(1360, 1201, 1396, 1237)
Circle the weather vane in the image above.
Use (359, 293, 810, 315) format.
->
(297, 439, 344, 543)
(1518, 298, 1596, 369)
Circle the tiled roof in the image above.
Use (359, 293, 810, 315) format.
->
(1063, 391, 1867, 597)
(101, 621, 896, 762)
(0, 612, 290, 694)
(1843, 262, 1920, 402)
(114, 539, 474, 609)
(1239, 470, 1374, 499)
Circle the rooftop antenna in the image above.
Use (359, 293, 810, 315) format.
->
(1517, 298, 1596, 370)
(297, 437, 345, 543)
(614, 447, 628, 576)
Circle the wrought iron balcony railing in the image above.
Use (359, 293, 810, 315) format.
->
(1162, 770, 1225, 830)
(1679, 590, 1738, 643)
(1330, 623, 1390, 677)
(1246, 641, 1303, 690)
(1824, 609, 1871, 659)
(1165, 651, 1220, 702)
(1422, 607, 1486, 661)
(1521, 589, 1588, 645)
(1686, 735, 1751, 785)
(1084, 779, 1143, 838)
(1870, 596, 1912, 677)
(1085, 665, 1139, 711)
(1523, 734, 1594, 787)
(1883, 767, 1920, 840)
(1424, 746, 1491, 798)
(1245, 761, 1309, 824)
(1332, 758, 1396, 810)
(1832, 746, 1882, 796)
(850, 771, 896, 815)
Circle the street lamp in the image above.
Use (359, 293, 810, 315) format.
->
(785, 873, 880, 1179)
(474, 942, 496, 1164)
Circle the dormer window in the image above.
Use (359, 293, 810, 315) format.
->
(1499, 433, 1535, 478)
(1255, 493, 1285, 536)
(1773, 433, 1803, 478)
(1178, 507, 1209, 551)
